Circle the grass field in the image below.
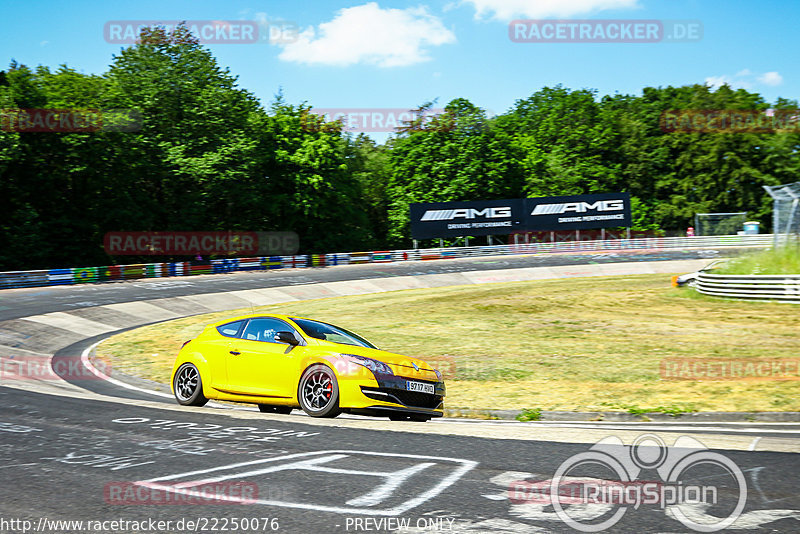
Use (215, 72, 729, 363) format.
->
(96, 274, 800, 414)
(716, 246, 800, 275)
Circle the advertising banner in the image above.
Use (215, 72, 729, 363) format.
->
(409, 199, 525, 240)
(525, 192, 632, 231)
(410, 194, 631, 239)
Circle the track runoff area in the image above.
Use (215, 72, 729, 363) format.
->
(1, 243, 798, 533)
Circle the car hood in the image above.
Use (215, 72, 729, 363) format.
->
(313, 341, 436, 372)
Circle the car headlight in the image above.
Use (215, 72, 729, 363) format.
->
(434, 368, 442, 380)
(342, 354, 394, 376)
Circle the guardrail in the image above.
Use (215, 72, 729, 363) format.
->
(696, 272, 800, 303)
(0, 234, 772, 290)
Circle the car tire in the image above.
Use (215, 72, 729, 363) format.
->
(258, 404, 293, 415)
(298, 364, 341, 418)
(173, 363, 208, 407)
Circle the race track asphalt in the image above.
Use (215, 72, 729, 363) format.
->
(1, 247, 798, 533)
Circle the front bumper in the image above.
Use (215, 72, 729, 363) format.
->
(360, 376, 444, 414)
(338, 373, 445, 416)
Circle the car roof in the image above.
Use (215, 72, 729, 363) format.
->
(210, 313, 312, 327)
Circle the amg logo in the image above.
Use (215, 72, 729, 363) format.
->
(531, 200, 625, 216)
(420, 207, 512, 221)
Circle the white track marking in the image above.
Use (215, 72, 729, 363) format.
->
(81, 341, 173, 399)
(347, 463, 436, 507)
(138, 450, 477, 516)
(435, 421, 800, 434)
(77, 345, 800, 435)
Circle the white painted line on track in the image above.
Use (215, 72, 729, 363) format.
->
(81, 340, 174, 399)
(434, 417, 800, 428)
(80, 340, 800, 433)
(78, 339, 386, 416)
(80, 340, 237, 410)
(138, 450, 478, 516)
(434, 419, 800, 429)
(491, 423, 800, 434)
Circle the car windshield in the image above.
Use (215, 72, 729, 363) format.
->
(290, 318, 377, 349)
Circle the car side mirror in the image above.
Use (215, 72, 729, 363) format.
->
(274, 331, 299, 346)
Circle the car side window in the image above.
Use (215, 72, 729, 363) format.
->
(241, 318, 296, 344)
(217, 320, 246, 338)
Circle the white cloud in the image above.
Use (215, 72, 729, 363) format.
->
(758, 71, 783, 86)
(705, 70, 784, 90)
(704, 75, 733, 90)
(462, 0, 640, 21)
(277, 2, 456, 68)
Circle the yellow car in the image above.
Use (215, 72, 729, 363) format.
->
(171, 313, 445, 421)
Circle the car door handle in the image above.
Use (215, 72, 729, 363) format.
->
(229, 350, 240, 355)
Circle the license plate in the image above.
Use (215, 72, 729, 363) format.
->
(406, 381, 435, 395)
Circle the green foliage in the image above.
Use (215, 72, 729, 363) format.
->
(0, 25, 797, 269)
(346, 135, 391, 248)
(716, 247, 800, 275)
(516, 408, 542, 421)
(261, 101, 371, 252)
(386, 99, 524, 245)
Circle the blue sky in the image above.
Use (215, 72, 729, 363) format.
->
(2, 0, 797, 123)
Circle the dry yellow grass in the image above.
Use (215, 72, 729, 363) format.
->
(96, 274, 800, 413)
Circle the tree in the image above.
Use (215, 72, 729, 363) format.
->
(504, 86, 622, 197)
(258, 100, 371, 252)
(1, 32, 798, 269)
(386, 98, 523, 245)
(345, 134, 391, 248)
(105, 25, 263, 234)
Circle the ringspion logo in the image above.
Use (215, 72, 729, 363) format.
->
(508, 434, 746, 532)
